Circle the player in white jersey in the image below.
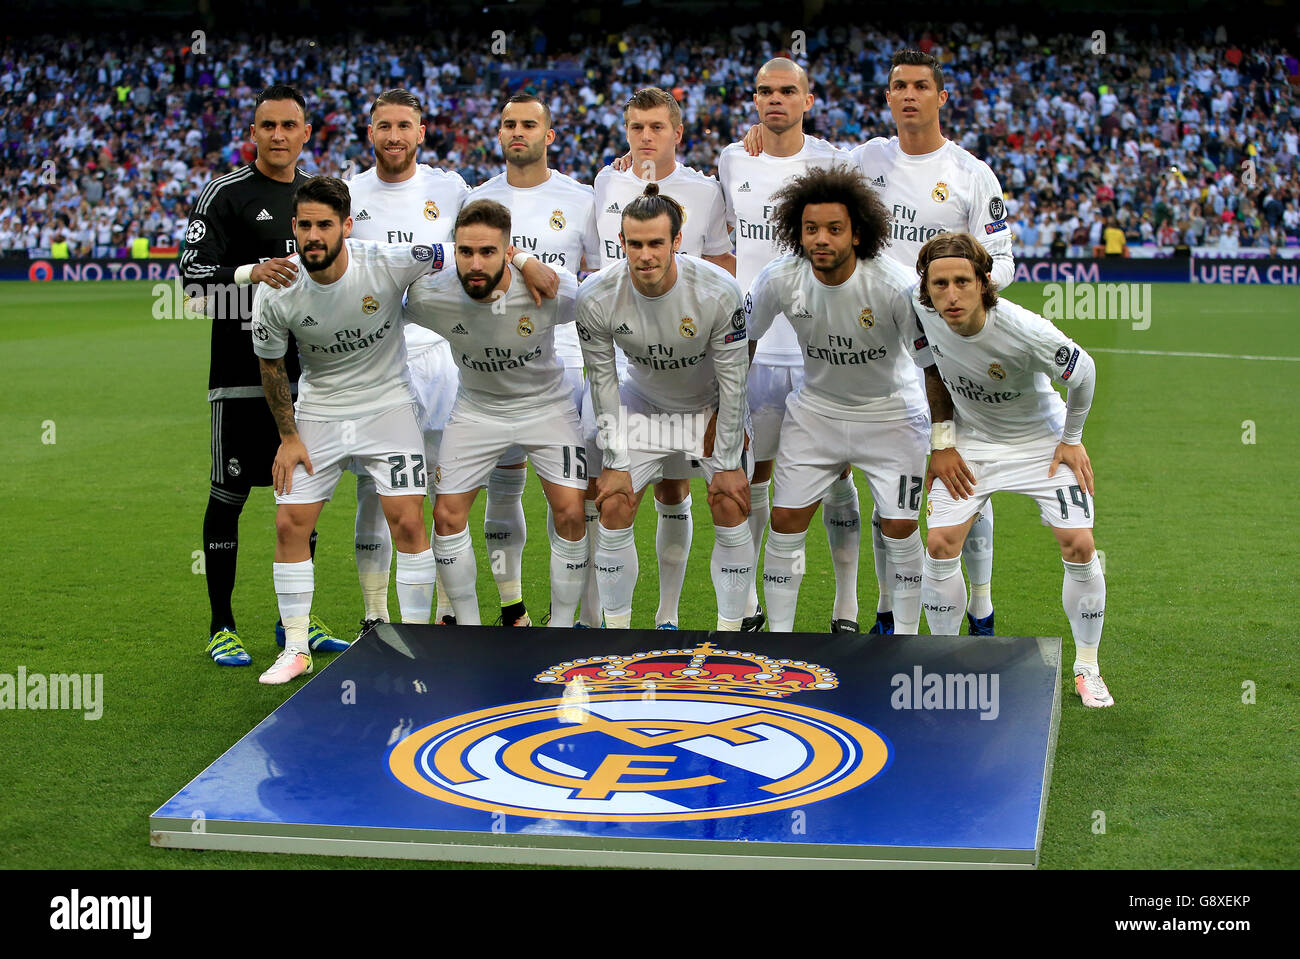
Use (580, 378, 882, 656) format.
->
(466, 93, 601, 628)
(577, 185, 754, 630)
(718, 58, 861, 633)
(346, 89, 469, 638)
(590, 87, 736, 630)
(913, 234, 1113, 708)
(747, 167, 932, 634)
(745, 49, 1014, 637)
(250, 177, 442, 685)
(404, 199, 589, 627)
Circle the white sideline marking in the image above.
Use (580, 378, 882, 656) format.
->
(1090, 347, 1300, 362)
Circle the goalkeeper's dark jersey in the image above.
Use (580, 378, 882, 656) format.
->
(180, 163, 310, 400)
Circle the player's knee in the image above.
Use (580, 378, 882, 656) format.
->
(551, 500, 586, 539)
(770, 507, 809, 535)
(711, 499, 746, 529)
(1057, 530, 1095, 564)
(925, 527, 964, 560)
(880, 517, 918, 539)
(274, 508, 312, 546)
(432, 502, 467, 538)
(653, 479, 688, 505)
(392, 510, 427, 549)
(600, 499, 635, 530)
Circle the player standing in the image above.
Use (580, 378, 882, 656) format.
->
(914, 234, 1112, 707)
(718, 58, 859, 633)
(250, 177, 444, 684)
(467, 93, 600, 627)
(747, 167, 931, 633)
(346, 89, 468, 636)
(404, 200, 589, 626)
(745, 49, 1014, 636)
(590, 87, 735, 629)
(578, 185, 753, 631)
(181, 84, 342, 666)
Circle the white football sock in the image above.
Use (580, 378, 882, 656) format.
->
(763, 528, 807, 632)
(548, 530, 588, 627)
(921, 553, 966, 635)
(433, 527, 480, 625)
(823, 476, 861, 622)
(354, 474, 392, 621)
(1063, 554, 1106, 670)
(871, 508, 892, 614)
(596, 522, 638, 628)
(578, 500, 603, 626)
(712, 521, 755, 626)
(746, 480, 770, 615)
(964, 505, 995, 617)
(882, 530, 924, 634)
(654, 494, 692, 626)
(395, 549, 436, 624)
(484, 466, 527, 605)
(273, 559, 314, 655)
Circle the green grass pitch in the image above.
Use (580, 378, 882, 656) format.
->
(0, 278, 1296, 869)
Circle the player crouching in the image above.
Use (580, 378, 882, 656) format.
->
(914, 234, 1113, 707)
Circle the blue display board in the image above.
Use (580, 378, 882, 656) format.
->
(151, 627, 1061, 868)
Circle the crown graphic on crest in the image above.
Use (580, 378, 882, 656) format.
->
(534, 642, 837, 698)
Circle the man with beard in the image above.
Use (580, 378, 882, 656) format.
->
(181, 84, 344, 667)
(403, 200, 588, 627)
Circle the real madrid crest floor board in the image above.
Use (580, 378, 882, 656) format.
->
(150, 626, 1061, 869)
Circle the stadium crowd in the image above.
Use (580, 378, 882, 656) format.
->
(2, 20, 1298, 258)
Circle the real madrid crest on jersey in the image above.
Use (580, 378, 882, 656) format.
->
(362, 295, 379, 315)
(517, 316, 534, 337)
(424, 200, 440, 221)
(679, 316, 697, 338)
(858, 307, 875, 330)
(931, 181, 949, 203)
(988, 362, 1006, 380)
(387, 641, 890, 822)
(549, 209, 566, 231)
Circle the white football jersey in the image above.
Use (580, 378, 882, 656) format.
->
(591, 164, 732, 267)
(576, 255, 748, 471)
(852, 137, 1013, 288)
(348, 165, 470, 354)
(468, 170, 600, 364)
(717, 135, 850, 366)
(747, 254, 932, 422)
(404, 266, 579, 418)
(912, 293, 1093, 457)
(252, 240, 446, 420)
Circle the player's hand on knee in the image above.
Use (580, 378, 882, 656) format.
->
(1050, 442, 1093, 495)
(926, 448, 975, 499)
(594, 468, 634, 512)
(251, 257, 299, 289)
(707, 468, 750, 519)
(519, 257, 559, 304)
(274, 437, 313, 496)
(743, 124, 764, 156)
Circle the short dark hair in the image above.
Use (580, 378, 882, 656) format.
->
(502, 92, 552, 129)
(620, 182, 683, 240)
(455, 198, 512, 237)
(624, 87, 682, 128)
(916, 233, 998, 310)
(255, 84, 307, 118)
(293, 176, 350, 219)
(770, 166, 892, 261)
(889, 49, 945, 92)
(371, 88, 423, 119)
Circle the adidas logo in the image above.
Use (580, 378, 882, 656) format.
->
(450, 323, 469, 334)
(255, 208, 273, 221)
(738, 181, 751, 193)
(356, 209, 371, 221)
(605, 202, 621, 213)
(870, 175, 886, 187)
(300, 315, 318, 327)
(614, 323, 634, 335)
